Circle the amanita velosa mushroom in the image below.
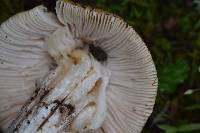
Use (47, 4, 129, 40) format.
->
(0, 0, 158, 133)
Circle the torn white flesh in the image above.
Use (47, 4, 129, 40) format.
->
(8, 27, 111, 133)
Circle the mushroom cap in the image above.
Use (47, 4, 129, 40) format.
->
(0, 0, 158, 132)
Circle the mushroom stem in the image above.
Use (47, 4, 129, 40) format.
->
(7, 49, 111, 133)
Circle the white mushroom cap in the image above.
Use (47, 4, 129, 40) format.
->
(0, 0, 158, 133)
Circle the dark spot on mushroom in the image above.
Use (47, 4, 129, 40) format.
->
(27, 120, 30, 124)
(40, 90, 50, 100)
(51, 107, 55, 112)
(13, 128, 18, 132)
(64, 103, 75, 115)
(35, 82, 39, 87)
(13, 123, 21, 132)
(53, 100, 61, 105)
(34, 88, 39, 94)
(5, 35, 7, 38)
(89, 44, 108, 62)
(59, 106, 65, 114)
(25, 110, 32, 117)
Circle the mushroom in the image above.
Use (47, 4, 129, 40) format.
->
(0, 0, 158, 133)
